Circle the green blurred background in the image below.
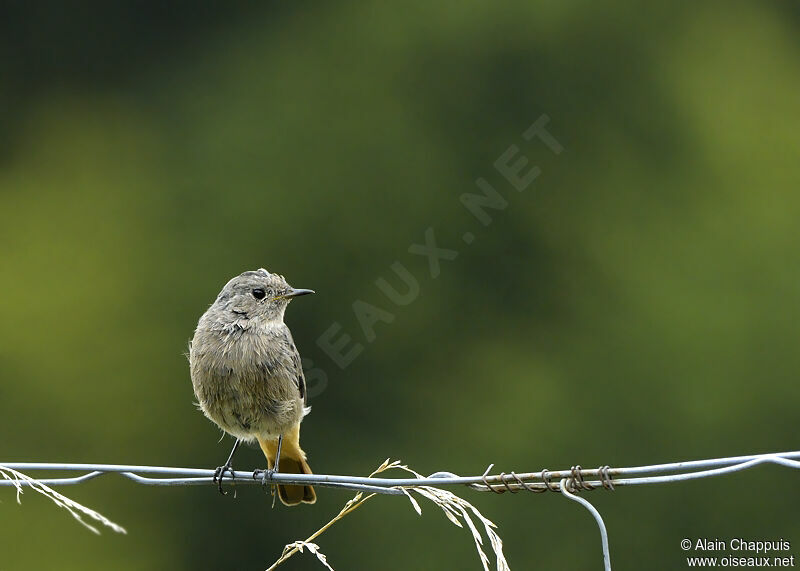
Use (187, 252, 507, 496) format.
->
(1, 2, 799, 569)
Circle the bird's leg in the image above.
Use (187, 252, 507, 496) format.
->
(274, 433, 283, 474)
(213, 439, 241, 495)
(255, 434, 283, 489)
(269, 434, 283, 508)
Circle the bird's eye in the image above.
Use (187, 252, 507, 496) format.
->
(252, 288, 266, 300)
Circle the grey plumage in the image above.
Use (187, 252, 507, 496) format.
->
(189, 268, 316, 505)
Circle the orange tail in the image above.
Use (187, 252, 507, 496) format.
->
(257, 425, 316, 506)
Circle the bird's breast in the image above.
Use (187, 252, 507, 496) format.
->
(189, 325, 302, 439)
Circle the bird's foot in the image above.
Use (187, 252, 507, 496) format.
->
(253, 468, 280, 507)
(252, 467, 279, 488)
(213, 463, 236, 495)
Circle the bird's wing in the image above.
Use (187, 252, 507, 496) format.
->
(281, 329, 307, 405)
(292, 344, 307, 406)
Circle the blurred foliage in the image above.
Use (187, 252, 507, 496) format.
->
(1, 1, 799, 569)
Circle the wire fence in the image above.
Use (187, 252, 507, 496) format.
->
(2, 450, 799, 571)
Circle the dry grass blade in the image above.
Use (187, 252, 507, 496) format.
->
(390, 462, 509, 571)
(266, 459, 509, 571)
(266, 459, 399, 571)
(282, 541, 334, 571)
(0, 465, 127, 535)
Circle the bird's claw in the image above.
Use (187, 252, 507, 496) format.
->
(252, 468, 277, 489)
(213, 464, 236, 495)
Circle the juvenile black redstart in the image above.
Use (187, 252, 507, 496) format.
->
(189, 268, 316, 505)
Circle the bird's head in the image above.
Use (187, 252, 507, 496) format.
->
(211, 268, 314, 323)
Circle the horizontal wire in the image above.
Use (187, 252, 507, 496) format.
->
(1, 450, 797, 492)
(6, 451, 795, 571)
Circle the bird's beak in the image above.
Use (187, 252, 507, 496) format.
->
(284, 288, 315, 298)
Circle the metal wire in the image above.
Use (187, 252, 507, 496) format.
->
(3, 450, 798, 571)
(1, 450, 798, 491)
(560, 478, 611, 571)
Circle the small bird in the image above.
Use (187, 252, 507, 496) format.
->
(189, 268, 316, 505)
